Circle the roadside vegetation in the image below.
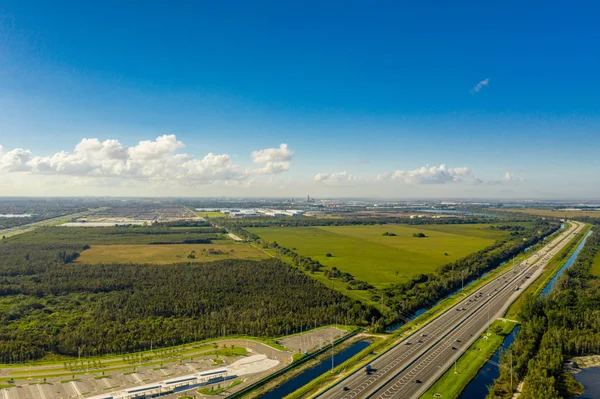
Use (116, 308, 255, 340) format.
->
(487, 226, 600, 399)
(421, 319, 517, 399)
(505, 225, 591, 319)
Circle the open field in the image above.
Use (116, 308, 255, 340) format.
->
(196, 211, 228, 218)
(76, 242, 268, 264)
(501, 208, 600, 218)
(249, 224, 515, 288)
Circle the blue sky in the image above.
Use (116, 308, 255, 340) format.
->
(0, 1, 599, 198)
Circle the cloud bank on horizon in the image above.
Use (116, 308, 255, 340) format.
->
(0, 135, 295, 184)
(0, 135, 520, 195)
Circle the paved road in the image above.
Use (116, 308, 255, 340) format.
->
(318, 222, 584, 399)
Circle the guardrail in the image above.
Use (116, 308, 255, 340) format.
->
(227, 329, 361, 399)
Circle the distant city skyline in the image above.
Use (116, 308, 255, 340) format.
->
(1, 1, 599, 198)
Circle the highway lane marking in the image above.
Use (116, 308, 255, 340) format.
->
(320, 223, 582, 399)
(369, 223, 585, 399)
(347, 224, 582, 399)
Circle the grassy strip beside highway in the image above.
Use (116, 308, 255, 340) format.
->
(505, 223, 591, 319)
(417, 223, 588, 399)
(281, 226, 568, 399)
(420, 319, 517, 399)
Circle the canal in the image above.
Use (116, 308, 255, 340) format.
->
(258, 340, 371, 399)
(540, 230, 592, 296)
(458, 228, 592, 399)
(574, 367, 600, 399)
(458, 327, 520, 399)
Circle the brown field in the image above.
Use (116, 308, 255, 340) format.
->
(76, 242, 268, 264)
(501, 208, 600, 218)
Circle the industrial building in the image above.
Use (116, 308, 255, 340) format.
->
(85, 368, 228, 399)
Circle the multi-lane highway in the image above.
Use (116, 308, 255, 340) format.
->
(317, 221, 584, 399)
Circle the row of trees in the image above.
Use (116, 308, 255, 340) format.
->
(487, 226, 600, 399)
(220, 215, 533, 228)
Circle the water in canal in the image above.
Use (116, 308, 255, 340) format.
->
(458, 228, 592, 398)
(540, 230, 592, 296)
(457, 326, 520, 399)
(258, 340, 371, 399)
(574, 367, 600, 399)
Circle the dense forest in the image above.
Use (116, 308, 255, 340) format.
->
(0, 240, 378, 362)
(487, 227, 600, 399)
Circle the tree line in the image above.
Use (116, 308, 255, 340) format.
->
(487, 226, 600, 399)
(218, 215, 532, 229)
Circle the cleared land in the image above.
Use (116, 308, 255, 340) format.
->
(249, 224, 516, 288)
(76, 242, 268, 264)
(196, 211, 227, 218)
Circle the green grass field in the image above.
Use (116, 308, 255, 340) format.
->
(196, 211, 227, 218)
(249, 224, 514, 288)
(76, 242, 268, 264)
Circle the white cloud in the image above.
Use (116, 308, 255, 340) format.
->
(314, 171, 356, 184)
(0, 135, 292, 185)
(502, 171, 524, 184)
(470, 78, 489, 93)
(249, 143, 293, 174)
(0, 147, 34, 172)
(378, 164, 475, 184)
